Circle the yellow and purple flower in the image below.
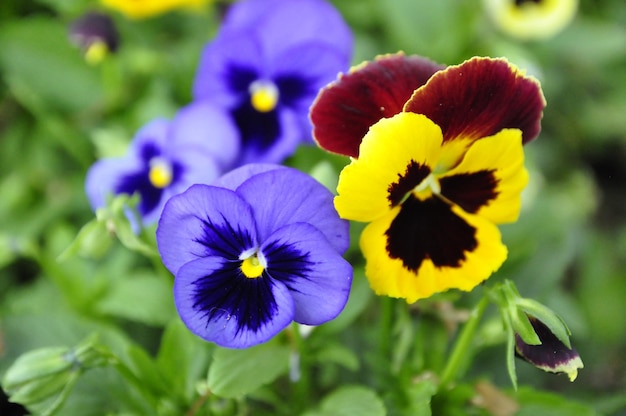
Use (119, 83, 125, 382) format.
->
(156, 164, 352, 348)
(68, 12, 119, 65)
(483, 0, 578, 40)
(191, 0, 352, 166)
(85, 103, 239, 227)
(310, 54, 545, 302)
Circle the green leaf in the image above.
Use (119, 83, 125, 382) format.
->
(516, 298, 572, 349)
(0, 232, 38, 268)
(505, 326, 518, 391)
(377, 0, 474, 63)
(156, 319, 213, 401)
(309, 160, 339, 193)
(510, 308, 541, 346)
(123, 344, 169, 398)
(57, 219, 113, 261)
(95, 272, 175, 326)
(303, 385, 386, 416)
(405, 377, 438, 415)
(111, 214, 158, 258)
(313, 343, 359, 372)
(207, 341, 290, 398)
(515, 386, 596, 416)
(34, 0, 93, 14)
(0, 18, 103, 113)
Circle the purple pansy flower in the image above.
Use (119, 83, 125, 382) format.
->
(191, 0, 353, 167)
(85, 103, 239, 226)
(156, 164, 352, 348)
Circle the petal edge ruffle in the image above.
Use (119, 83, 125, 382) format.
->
(404, 56, 546, 144)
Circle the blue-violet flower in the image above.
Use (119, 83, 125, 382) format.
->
(156, 164, 352, 348)
(191, 0, 353, 166)
(85, 103, 239, 227)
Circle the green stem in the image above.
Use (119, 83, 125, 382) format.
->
(289, 323, 310, 411)
(109, 357, 159, 411)
(185, 388, 211, 416)
(438, 294, 490, 390)
(379, 297, 394, 361)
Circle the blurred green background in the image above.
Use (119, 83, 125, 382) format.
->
(0, 0, 625, 414)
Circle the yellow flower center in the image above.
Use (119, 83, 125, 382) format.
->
(413, 173, 441, 200)
(240, 252, 265, 279)
(249, 80, 279, 113)
(148, 157, 173, 189)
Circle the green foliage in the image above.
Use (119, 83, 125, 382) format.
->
(303, 385, 386, 416)
(1, 0, 625, 414)
(207, 340, 290, 398)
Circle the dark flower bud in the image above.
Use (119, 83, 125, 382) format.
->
(515, 315, 583, 381)
(68, 12, 119, 64)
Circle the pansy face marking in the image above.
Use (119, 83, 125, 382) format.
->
(157, 165, 352, 348)
(334, 113, 524, 302)
(192, 0, 353, 166)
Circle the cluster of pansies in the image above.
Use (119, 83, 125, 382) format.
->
(86, 0, 352, 228)
(85, 0, 353, 348)
(81, 0, 582, 382)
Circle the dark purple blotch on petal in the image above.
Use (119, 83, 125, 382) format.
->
(192, 262, 279, 335)
(115, 141, 183, 217)
(387, 160, 431, 207)
(263, 240, 314, 289)
(232, 102, 282, 153)
(192, 216, 255, 260)
(386, 196, 477, 271)
(440, 170, 499, 214)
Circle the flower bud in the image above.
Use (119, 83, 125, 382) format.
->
(490, 280, 583, 386)
(1, 334, 110, 414)
(515, 315, 583, 381)
(68, 12, 119, 65)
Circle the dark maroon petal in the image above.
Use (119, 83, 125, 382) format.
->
(404, 57, 546, 144)
(311, 53, 445, 158)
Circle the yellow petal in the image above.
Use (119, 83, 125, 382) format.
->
(441, 128, 528, 224)
(101, 0, 208, 19)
